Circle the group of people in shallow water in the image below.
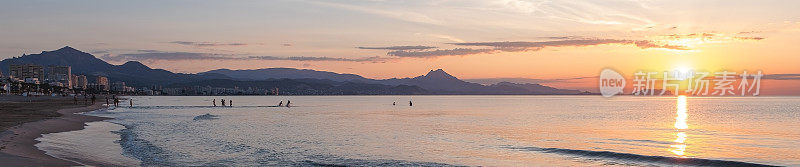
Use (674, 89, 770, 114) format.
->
(277, 100, 291, 107)
(392, 100, 413, 106)
(212, 99, 233, 107)
(73, 94, 131, 107)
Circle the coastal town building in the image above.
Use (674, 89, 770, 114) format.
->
(96, 76, 109, 91)
(45, 65, 72, 88)
(9, 64, 44, 83)
(73, 75, 88, 89)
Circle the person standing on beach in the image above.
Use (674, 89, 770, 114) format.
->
(229, 100, 232, 107)
(106, 97, 109, 106)
(91, 94, 96, 105)
(213, 99, 216, 107)
(84, 95, 88, 106)
(286, 100, 291, 107)
(114, 97, 119, 107)
(130, 99, 133, 107)
(278, 101, 283, 107)
(409, 100, 412, 106)
(221, 99, 225, 106)
(73, 96, 77, 105)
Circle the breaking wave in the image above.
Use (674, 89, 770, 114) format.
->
(505, 146, 779, 167)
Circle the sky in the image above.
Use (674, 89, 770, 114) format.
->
(1, 0, 799, 93)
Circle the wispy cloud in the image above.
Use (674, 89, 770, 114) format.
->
(763, 74, 800, 80)
(376, 39, 694, 58)
(387, 48, 494, 57)
(357, 45, 436, 50)
(633, 41, 689, 50)
(170, 41, 248, 47)
(100, 50, 390, 63)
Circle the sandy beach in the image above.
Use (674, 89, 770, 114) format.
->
(0, 95, 109, 166)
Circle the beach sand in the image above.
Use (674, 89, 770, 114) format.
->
(0, 95, 109, 166)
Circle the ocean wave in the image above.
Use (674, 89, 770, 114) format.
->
(505, 146, 779, 167)
(193, 113, 219, 120)
(114, 124, 178, 166)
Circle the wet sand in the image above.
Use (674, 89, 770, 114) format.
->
(0, 95, 109, 166)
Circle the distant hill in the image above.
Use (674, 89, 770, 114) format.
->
(200, 68, 581, 95)
(0, 46, 228, 87)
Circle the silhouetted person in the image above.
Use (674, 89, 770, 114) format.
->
(229, 100, 232, 107)
(409, 100, 412, 106)
(91, 94, 96, 105)
(130, 99, 133, 107)
(84, 95, 88, 106)
(106, 97, 109, 106)
(213, 99, 216, 107)
(73, 96, 78, 105)
(278, 101, 283, 107)
(114, 98, 119, 107)
(393, 101, 396, 105)
(286, 100, 291, 107)
(221, 99, 225, 106)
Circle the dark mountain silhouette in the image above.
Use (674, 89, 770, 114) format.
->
(378, 69, 486, 92)
(489, 82, 581, 94)
(0, 46, 229, 86)
(201, 67, 580, 94)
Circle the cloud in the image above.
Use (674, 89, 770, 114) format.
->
(387, 48, 494, 57)
(660, 33, 765, 41)
(99, 50, 389, 63)
(763, 74, 800, 80)
(249, 55, 390, 62)
(102, 52, 240, 62)
(170, 41, 248, 47)
(357, 45, 437, 50)
(464, 76, 597, 85)
(734, 37, 765, 40)
(380, 39, 693, 58)
(449, 39, 632, 49)
(633, 41, 689, 50)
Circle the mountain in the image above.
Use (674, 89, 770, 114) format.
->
(0, 46, 229, 87)
(200, 68, 371, 82)
(379, 69, 485, 92)
(0, 46, 113, 75)
(197, 67, 582, 95)
(489, 82, 581, 95)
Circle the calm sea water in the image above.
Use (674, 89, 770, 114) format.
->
(36, 96, 800, 166)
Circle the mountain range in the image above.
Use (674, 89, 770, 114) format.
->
(0, 46, 582, 95)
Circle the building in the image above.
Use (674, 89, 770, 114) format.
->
(9, 64, 44, 82)
(96, 76, 109, 91)
(111, 81, 126, 92)
(45, 65, 72, 88)
(73, 75, 88, 89)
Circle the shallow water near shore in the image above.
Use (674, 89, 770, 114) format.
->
(37, 96, 800, 166)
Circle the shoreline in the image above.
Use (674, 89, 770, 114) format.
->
(0, 99, 109, 166)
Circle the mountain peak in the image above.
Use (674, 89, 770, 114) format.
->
(424, 69, 456, 79)
(54, 46, 80, 53)
(121, 61, 150, 69)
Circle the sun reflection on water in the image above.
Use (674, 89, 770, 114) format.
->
(670, 95, 689, 157)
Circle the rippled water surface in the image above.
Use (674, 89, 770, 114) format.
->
(39, 96, 800, 166)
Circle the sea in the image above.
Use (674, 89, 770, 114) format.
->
(35, 96, 800, 166)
